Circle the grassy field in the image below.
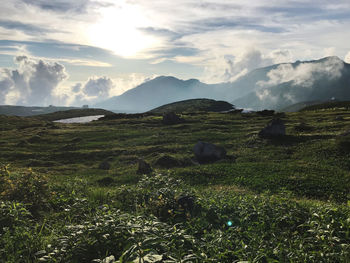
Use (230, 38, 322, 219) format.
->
(0, 108, 349, 262)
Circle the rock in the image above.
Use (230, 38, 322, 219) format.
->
(98, 161, 111, 170)
(97, 176, 114, 186)
(162, 112, 183, 125)
(154, 155, 181, 168)
(259, 118, 286, 138)
(193, 141, 226, 163)
(177, 195, 195, 212)
(137, 159, 152, 174)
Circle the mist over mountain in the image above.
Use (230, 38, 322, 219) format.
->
(95, 56, 350, 112)
(233, 56, 350, 110)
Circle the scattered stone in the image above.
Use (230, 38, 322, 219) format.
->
(154, 155, 181, 168)
(162, 112, 183, 125)
(193, 141, 226, 163)
(137, 159, 152, 174)
(177, 195, 195, 212)
(97, 176, 114, 186)
(98, 161, 111, 170)
(259, 118, 286, 138)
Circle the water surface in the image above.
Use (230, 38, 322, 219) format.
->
(54, 115, 104, 124)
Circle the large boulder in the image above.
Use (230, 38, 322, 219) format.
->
(193, 141, 226, 163)
(137, 159, 152, 174)
(162, 112, 183, 125)
(259, 118, 286, 138)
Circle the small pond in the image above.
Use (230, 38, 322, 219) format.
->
(54, 115, 105, 124)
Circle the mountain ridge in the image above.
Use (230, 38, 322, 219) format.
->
(95, 56, 350, 112)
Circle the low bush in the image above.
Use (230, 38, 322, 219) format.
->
(0, 165, 50, 213)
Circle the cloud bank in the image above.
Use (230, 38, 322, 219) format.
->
(258, 56, 344, 88)
(254, 56, 345, 105)
(0, 56, 67, 105)
(0, 56, 135, 106)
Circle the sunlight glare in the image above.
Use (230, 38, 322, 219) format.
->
(88, 5, 159, 58)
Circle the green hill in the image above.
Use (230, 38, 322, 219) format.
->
(149, 98, 235, 114)
(0, 105, 79, 116)
(300, 100, 350, 111)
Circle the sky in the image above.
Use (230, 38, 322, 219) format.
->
(1, 0, 350, 106)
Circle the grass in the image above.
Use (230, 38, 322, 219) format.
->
(0, 108, 349, 262)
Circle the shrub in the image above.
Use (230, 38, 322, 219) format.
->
(0, 164, 50, 213)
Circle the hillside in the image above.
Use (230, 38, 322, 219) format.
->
(300, 100, 350, 111)
(233, 56, 350, 110)
(280, 100, 324, 112)
(94, 76, 226, 112)
(149, 98, 235, 114)
(1, 107, 349, 261)
(94, 57, 350, 113)
(0, 105, 79, 116)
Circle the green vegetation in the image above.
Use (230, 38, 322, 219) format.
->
(300, 100, 350, 112)
(0, 108, 349, 262)
(0, 105, 79, 117)
(149, 99, 234, 114)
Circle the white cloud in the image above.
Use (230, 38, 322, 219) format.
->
(1, 0, 350, 86)
(83, 76, 114, 97)
(0, 56, 68, 105)
(345, 51, 350, 63)
(258, 56, 344, 88)
(324, 47, 336, 57)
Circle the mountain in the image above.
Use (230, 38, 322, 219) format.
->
(94, 76, 226, 113)
(280, 100, 324, 112)
(149, 99, 234, 114)
(96, 56, 350, 112)
(232, 56, 350, 110)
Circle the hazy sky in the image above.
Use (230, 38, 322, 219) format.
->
(1, 0, 350, 106)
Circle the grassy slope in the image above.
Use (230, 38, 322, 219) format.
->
(0, 108, 349, 262)
(0, 105, 78, 116)
(149, 98, 234, 114)
(1, 109, 349, 200)
(300, 100, 350, 111)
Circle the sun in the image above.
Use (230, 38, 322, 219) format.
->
(87, 4, 159, 58)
